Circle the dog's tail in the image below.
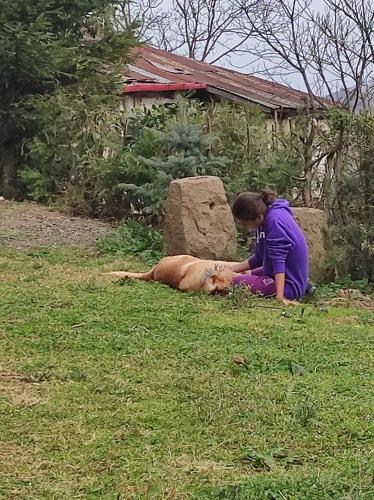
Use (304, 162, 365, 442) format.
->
(102, 268, 155, 281)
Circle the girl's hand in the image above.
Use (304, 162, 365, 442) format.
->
(274, 274, 299, 305)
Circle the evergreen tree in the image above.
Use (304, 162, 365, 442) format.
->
(331, 111, 374, 281)
(0, 0, 135, 198)
(123, 107, 231, 222)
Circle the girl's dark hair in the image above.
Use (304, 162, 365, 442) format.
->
(232, 189, 277, 221)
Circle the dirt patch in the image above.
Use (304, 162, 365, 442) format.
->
(0, 201, 112, 251)
(0, 368, 43, 408)
(326, 290, 374, 312)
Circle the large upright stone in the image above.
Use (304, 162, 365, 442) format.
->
(292, 207, 334, 283)
(163, 176, 237, 260)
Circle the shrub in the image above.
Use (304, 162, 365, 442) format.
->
(328, 111, 374, 281)
(0, 0, 135, 199)
(97, 220, 163, 264)
(121, 103, 231, 223)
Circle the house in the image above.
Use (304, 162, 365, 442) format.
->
(123, 45, 324, 134)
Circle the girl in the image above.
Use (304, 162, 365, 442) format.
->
(230, 190, 309, 305)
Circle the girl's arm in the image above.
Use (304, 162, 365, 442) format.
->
(274, 272, 299, 305)
(268, 222, 299, 305)
(274, 272, 286, 300)
(231, 235, 263, 273)
(230, 260, 250, 273)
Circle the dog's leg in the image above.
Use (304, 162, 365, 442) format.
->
(102, 268, 155, 281)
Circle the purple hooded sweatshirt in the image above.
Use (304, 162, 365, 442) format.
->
(248, 199, 309, 300)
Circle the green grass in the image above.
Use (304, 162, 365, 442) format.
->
(0, 247, 373, 499)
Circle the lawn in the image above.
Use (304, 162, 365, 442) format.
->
(0, 247, 373, 499)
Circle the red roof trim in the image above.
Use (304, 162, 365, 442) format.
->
(123, 45, 331, 109)
(123, 82, 207, 93)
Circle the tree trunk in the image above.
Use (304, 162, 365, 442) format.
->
(322, 151, 335, 218)
(302, 162, 313, 207)
(302, 119, 317, 207)
(0, 145, 20, 199)
(331, 129, 345, 225)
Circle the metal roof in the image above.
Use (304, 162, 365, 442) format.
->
(123, 45, 325, 112)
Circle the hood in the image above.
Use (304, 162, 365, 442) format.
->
(267, 198, 293, 216)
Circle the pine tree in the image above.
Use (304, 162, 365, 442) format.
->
(0, 0, 135, 198)
(123, 107, 231, 222)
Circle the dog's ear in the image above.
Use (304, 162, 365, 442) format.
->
(210, 273, 218, 283)
(203, 272, 221, 291)
(208, 271, 224, 288)
(204, 268, 232, 294)
(210, 272, 223, 284)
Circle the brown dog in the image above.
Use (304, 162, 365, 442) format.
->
(103, 255, 241, 293)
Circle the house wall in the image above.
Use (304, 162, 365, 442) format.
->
(122, 91, 327, 203)
(123, 92, 177, 110)
(123, 92, 296, 135)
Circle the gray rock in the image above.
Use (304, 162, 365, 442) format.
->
(293, 207, 334, 283)
(163, 176, 237, 260)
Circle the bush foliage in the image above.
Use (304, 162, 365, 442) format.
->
(97, 219, 163, 264)
(0, 0, 135, 203)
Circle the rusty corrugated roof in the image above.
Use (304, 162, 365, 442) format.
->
(123, 45, 325, 112)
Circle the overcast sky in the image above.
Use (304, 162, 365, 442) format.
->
(227, 0, 326, 90)
(160, 0, 328, 91)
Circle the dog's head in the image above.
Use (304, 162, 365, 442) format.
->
(203, 267, 235, 294)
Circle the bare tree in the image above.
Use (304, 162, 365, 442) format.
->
(115, 0, 255, 64)
(166, 0, 251, 63)
(115, 0, 166, 43)
(233, 0, 374, 206)
(235, 0, 374, 110)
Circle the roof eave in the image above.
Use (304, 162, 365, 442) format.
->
(206, 85, 277, 112)
(123, 82, 208, 93)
